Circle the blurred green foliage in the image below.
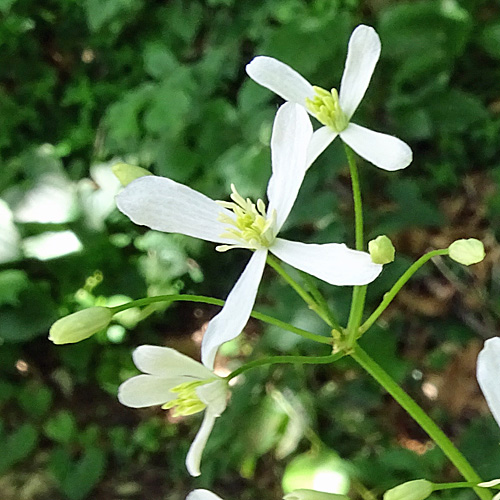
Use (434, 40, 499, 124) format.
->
(1, 0, 500, 499)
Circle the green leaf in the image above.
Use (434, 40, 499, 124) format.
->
(143, 43, 179, 80)
(44, 410, 77, 445)
(479, 23, 500, 59)
(427, 89, 489, 133)
(50, 447, 107, 500)
(18, 383, 53, 418)
(0, 423, 38, 474)
(0, 269, 29, 306)
(60, 448, 106, 500)
(0, 281, 57, 342)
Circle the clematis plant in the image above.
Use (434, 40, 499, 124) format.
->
(118, 345, 229, 477)
(246, 25, 412, 171)
(116, 102, 382, 369)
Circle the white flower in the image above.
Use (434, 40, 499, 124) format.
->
(187, 490, 350, 500)
(118, 345, 228, 477)
(477, 337, 500, 428)
(246, 25, 412, 171)
(116, 102, 382, 369)
(187, 490, 224, 500)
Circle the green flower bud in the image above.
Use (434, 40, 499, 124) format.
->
(383, 480, 434, 500)
(368, 235, 395, 265)
(49, 307, 113, 345)
(448, 238, 485, 266)
(284, 490, 349, 500)
(112, 163, 152, 186)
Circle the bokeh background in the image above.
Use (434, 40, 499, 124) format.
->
(1, 0, 500, 499)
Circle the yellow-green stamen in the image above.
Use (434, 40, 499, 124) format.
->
(305, 86, 349, 132)
(216, 184, 276, 251)
(162, 380, 208, 417)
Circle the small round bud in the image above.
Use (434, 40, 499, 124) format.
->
(368, 235, 395, 265)
(49, 307, 113, 345)
(112, 163, 152, 186)
(448, 238, 485, 266)
(284, 490, 349, 500)
(383, 480, 434, 500)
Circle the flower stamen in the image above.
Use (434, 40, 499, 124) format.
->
(162, 380, 208, 417)
(216, 184, 276, 251)
(305, 86, 348, 132)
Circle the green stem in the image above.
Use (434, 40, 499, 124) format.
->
(360, 249, 450, 334)
(226, 352, 343, 381)
(344, 144, 364, 251)
(266, 254, 334, 327)
(346, 285, 367, 344)
(434, 482, 484, 491)
(351, 344, 491, 500)
(344, 144, 367, 346)
(109, 294, 332, 345)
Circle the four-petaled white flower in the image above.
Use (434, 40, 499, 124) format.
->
(246, 25, 412, 172)
(118, 345, 228, 477)
(477, 337, 500, 429)
(117, 103, 383, 369)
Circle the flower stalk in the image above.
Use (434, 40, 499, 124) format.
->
(350, 344, 491, 500)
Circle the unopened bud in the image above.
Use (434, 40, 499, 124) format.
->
(49, 307, 113, 344)
(112, 163, 152, 186)
(383, 480, 433, 500)
(284, 490, 349, 500)
(368, 235, 395, 265)
(448, 238, 485, 266)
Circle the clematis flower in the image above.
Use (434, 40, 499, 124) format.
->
(118, 345, 228, 477)
(187, 490, 224, 500)
(477, 337, 500, 428)
(187, 490, 350, 500)
(116, 102, 383, 369)
(246, 25, 412, 171)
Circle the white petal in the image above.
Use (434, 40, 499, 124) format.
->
(187, 490, 224, 500)
(339, 25, 381, 120)
(117, 374, 187, 408)
(201, 249, 268, 369)
(186, 409, 218, 477)
(116, 176, 235, 244)
(340, 123, 412, 171)
(479, 480, 500, 488)
(246, 56, 315, 105)
(477, 338, 500, 428)
(306, 126, 337, 169)
(132, 345, 213, 379)
(267, 103, 312, 231)
(493, 492, 500, 500)
(196, 380, 228, 416)
(270, 238, 382, 286)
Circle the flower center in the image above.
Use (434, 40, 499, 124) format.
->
(215, 184, 276, 252)
(162, 380, 208, 417)
(305, 86, 349, 132)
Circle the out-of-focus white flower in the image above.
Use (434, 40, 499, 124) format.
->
(477, 337, 500, 428)
(116, 103, 382, 369)
(246, 25, 412, 171)
(284, 489, 350, 500)
(187, 489, 349, 500)
(187, 490, 224, 500)
(118, 345, 228, 477)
